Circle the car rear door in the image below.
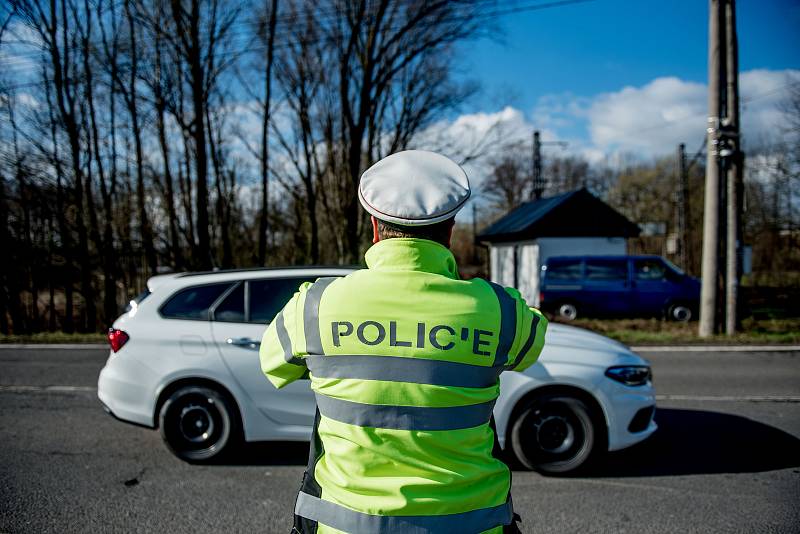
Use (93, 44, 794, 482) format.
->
(210, 276, 318, 427)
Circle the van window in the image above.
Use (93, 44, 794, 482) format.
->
(213, 283, 245, 322)
(585, 259, 627, 281)
(634, 259, 668, 281)
(249, 277, 317, 324)
(546, 259, 583, 281)
(160, 283, 233, 320)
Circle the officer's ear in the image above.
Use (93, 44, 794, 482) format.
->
(371, 216, 380, 244)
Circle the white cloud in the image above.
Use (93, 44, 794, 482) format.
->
(581, 69, 799, 157)
(585, 76, 707, 155)
(0, 22, 43, 83)
(410, 106, 563, 189)
(739, 69, 798, 148)
(413, 68, 799, 195)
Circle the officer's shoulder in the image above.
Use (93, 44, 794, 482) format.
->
(471, 277, 524, 300)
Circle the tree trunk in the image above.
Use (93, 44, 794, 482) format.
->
(48, 0, 95, 332)
(258, 0, 278, 265)
(154, 35, 183, 270)
(171, 0, 213, 269)
(125, 0, 158, 277)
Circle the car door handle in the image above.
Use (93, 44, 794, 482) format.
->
(226, 337, 261, 350)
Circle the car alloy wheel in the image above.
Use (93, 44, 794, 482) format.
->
(557, 303, 578, 321)
(159, 386, 235, 462)
(510, 394, 596, 475)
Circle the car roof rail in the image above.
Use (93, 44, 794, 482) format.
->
(174, 265, 362, 278)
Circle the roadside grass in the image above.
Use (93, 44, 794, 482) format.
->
(2, 317, 799, 345)
(553, 317, 800, 345)
(0, 332, 107, 344)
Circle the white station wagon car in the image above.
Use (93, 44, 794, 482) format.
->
(98, 268, 656, 474)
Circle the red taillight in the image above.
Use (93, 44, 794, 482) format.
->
(107, 328, 130, 352)
(539, 291, 544, 304)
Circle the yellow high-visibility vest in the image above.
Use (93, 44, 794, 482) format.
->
(261, 238, 547, 533)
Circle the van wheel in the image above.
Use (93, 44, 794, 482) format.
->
(159, 386, 237, 462)
(510, 394, 596, 475)
(668, 303, 692, 322)
(557, 303, 578, 321)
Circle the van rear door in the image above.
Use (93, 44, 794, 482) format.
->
(583, 258, 631, 315)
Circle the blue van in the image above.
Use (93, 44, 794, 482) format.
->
(540, 255, 700, 321)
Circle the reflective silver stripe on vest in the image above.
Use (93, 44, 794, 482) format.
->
(303, 277, 336, 356)
(509, 314, 540, 370)
(315, 394, 496, 431)
(295, 491, 513, 534)
(487, 282, 517, 367)
(275, 311, 303, 366)
(305, 355, 502, 388)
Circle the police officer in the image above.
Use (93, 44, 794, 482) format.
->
(260, 150, 548, 534)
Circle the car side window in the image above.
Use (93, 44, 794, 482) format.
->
(213, 283, 245, 322)
(634, 259, 668, 281)
(585, 259, 628, 281)
(160, 282, 234, 320)
(249, 277, 318, 324)
(546, 260, 583, 281)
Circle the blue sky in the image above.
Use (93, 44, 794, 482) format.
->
(438, 0, 800, 163)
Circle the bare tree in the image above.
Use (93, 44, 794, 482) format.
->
(257, 0, 278, 265)
(482, 149, 532, 213)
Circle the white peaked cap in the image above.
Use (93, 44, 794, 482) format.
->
(358, 150, 471, 226)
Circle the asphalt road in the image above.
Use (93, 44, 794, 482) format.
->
(1, 346, 799, 533)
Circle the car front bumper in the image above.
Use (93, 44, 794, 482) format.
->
(602, 382, 657, 451)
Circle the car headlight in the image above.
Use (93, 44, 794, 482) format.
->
(605, 365, 651, 386)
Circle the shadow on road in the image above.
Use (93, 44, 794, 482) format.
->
(587, 407, 800, 477)
(215, 408, 800, 476)
(219, 441, 310, 466)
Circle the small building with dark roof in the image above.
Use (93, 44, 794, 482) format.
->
(476, 188, 640, 306)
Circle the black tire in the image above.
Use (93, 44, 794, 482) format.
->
(510, 394, 596, 475)
(556, 302, 578, 321)
(159, 386, 238, 462)
(667, 302, 693, 322)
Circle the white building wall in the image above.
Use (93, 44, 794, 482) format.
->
(489, 237, 626, 308)
(517, 243, 539, 307)
(536, 237, 626, 265)
(489, 244, 517, 288)
(488, 240, 538, 307)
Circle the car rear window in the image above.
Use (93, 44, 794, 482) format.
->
(160, 282, 234, 320)
(585, 259, 628, 281)
(249, 277, 317, 324)
(546, 259, 583, 281)
(213, 283, 245, 322)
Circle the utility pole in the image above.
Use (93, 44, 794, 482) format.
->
(724, 0, 743, 335)
(532, 131, 543, 200)
(675, 143, 689, 270)
(699, 0, 725, 337)
(531, 130, 567, 200)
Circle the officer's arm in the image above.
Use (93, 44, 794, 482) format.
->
(508, 292, 548, 373)
(259, 283, 311, 389)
